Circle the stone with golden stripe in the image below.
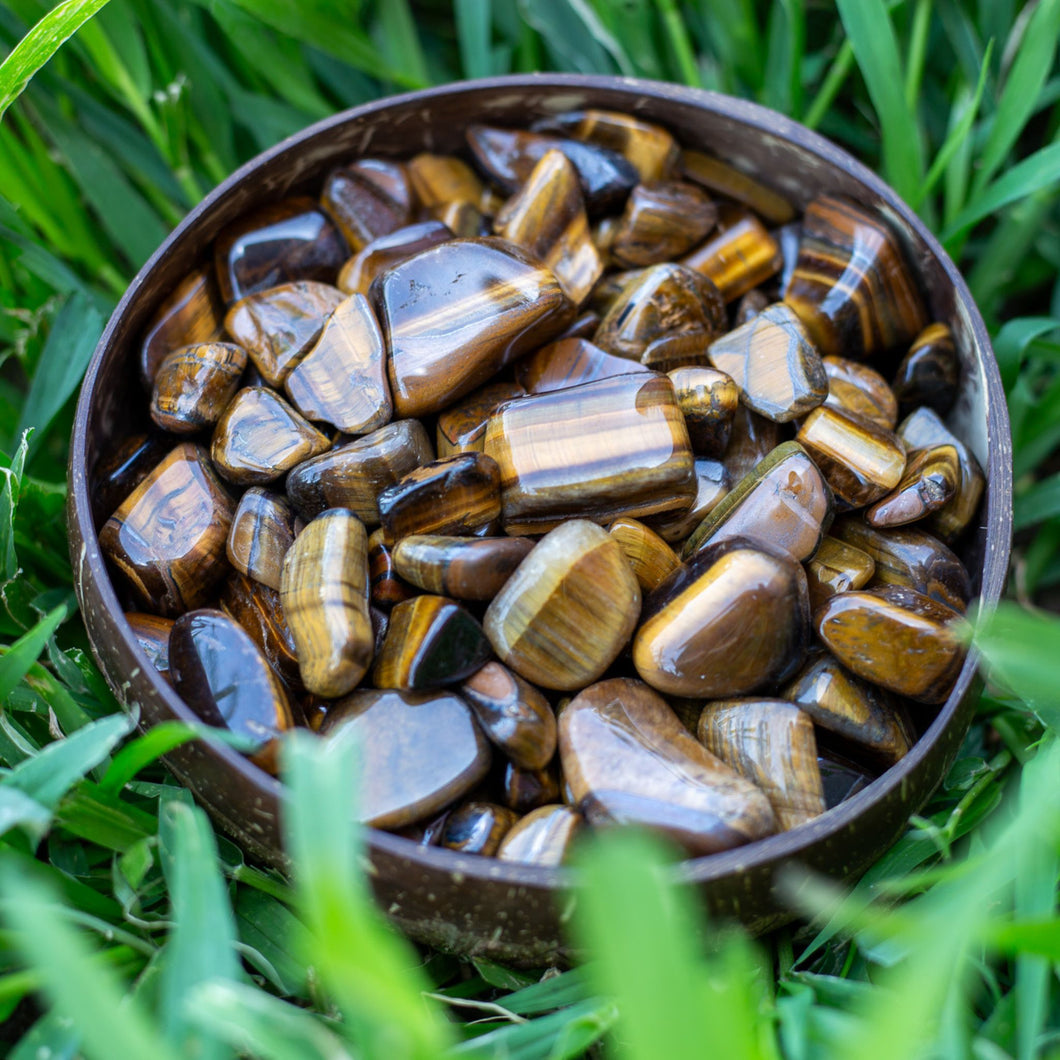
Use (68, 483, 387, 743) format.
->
(435, 381, 524, 457)
(337, 220, 451, 297)
(804, 534, 875, 609)
(822, 355, 899, 428)
(609, 180, 717, 267)
(515, 337, 649, 395)
(92, 433, 170, 527)
(866, 444, 960, 528)
(893, 322, 960, 416)
(226, 487, 299, 591)
(497, 804, 582, 866)
(723, 405, 780, 484)
(606, 517, 680, 592)
(124, 612, 174, 681)
(682, 205, 782, 302)
(366, 527, 414, 611)
(320, 165, 410, 252)
(681, 149, 796, 225)
(392, 534, 534, 602)
(406, 152, 492, 214)
(150, 341, 247, 435)
(666, 366, 739, 457)
(140, 266, 224, 386)
(219, 571, 303, 690)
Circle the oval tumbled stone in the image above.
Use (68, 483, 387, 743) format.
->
(496, 805, 583, 866)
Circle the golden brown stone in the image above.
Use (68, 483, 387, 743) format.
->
(226, 487, 299, 591)
(723, 406, 780, 483)
(515, 338, 649, 395)
(441, 801, 519, 856)
(392, 535, 533, 602)
(496, 804, 582, 866)
(140, 266, 224, 386)
(367, 527, 415, 612)
(607, 517, 680, 593)
(866, 444, 960, 528)
(893, 323, 960, 416)
(124, 612, 174, 679)
(804, 535, 876, 609)
(435, 381, 525, 458)
(666, 366, 739, 457)
(219, 571, 302, 690)
(406, 153, 489, 212)
(646, 458, 731, 544)
(823, 356, 898, 429)
(150, 342, 247, 435)
(502, 762, 561, 815)
(337, 220, 452, 297)
(682, 206, 782, 302)
(320, 166, 410, 252)
(609, 181, 717, 267)
(92, 434, 170, 527)
(681, 149, 796, 224)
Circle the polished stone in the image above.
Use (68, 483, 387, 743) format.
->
(150, 342, 247, 435)
(219, 571, 302, 690)
(337, 220, 452, 297)
(804, 534, 876, 609)
(140, 266, 224, 387)
(124, 612, 174, 679)
(682, 205, 783, 302)
(92, 433, 170, 528)
(681, 149, 795, 225)
(723, 406, 780, 483)
(501, 762, 561, 815)
(866, 444, 960, 528)
(607, 517, 680, 592)
(320, 166, 410, 252)
(666, 366, 739, 457)
(392, 534, 533, 601)
(646, 458, 731, 544)
(441, 801, 519, 856)
(822, 356, 898, 429)
(893, 322, 960, 416)
(515, 338, 649, 395)
(435, 381, 525, 457)
(496, 804, 583, 866)
(367, 527, 414, 611)
(610, 180, 717, 267)
(226, 487, 299, 591)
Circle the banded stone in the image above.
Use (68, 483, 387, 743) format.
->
(150, 342, 247, 435)
(392, 534, 534, 601)
(226, 488, 299, 591)
(609, 180, 717, 267)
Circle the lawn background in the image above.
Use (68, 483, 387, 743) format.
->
(0, 1, 1058, 1057)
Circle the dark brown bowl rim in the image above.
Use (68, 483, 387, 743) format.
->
(70, 72, 1013, 891)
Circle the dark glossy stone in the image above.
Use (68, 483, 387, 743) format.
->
(560, 677, 776, 855)
(723, 405, 780, 483)
(484, 520, 641, 691)
(374, 237, 574, 418)
(682, 205, 783, 302)
(734, 287, 770, 327)
(371, 595, 492, 690)
(646, 458, 730, 544)
(441, 801, 519, 856)
(484, 373, 696, 534)
(150, 342, 247, 435)
(170, 608, 294, 773)
(786, 195, 928, 359)
(460, 660, 556, 770)
(124, 612, 174, 679)
(496, 804, 582, 865)
(610, 181, 717, 267)
(92, 433, 170, 527)
(392, 535, 533, 601)
(698, 699, 824, 830)
(367, 527, 415, 611)
(226, 488, 298, 591)
(319, 688, 491, 829)
(337, 220, 452, 298)
(823, 356, 898, 429)
(224, 281, 345, 388)
(607, 517, 680, 592)
(502, 762, 561, 815)
(804, 535, 875, 609)
(139, 266, 224, 387)
(99, 443, 234, 616)
(218, 571, 302, 690)
(435, 382, 525, 458)
(681, 149, 795, 225)
(866, 444, 960, 528)
(349, 158, 414, 215)
(214, 197, 347, 305)
(818, 751, 875, 809)
(515, 338, 647, 396)
(893, 323, 960, 416)
(634, 539, 810, 698)
(210, 387, 330, 486)
(666, 366, 738, 457)
(320, 166, 410, 252)
(286, 418, 434, 524)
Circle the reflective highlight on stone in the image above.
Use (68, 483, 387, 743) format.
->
(441, 801, 519, 856)
(435, 382, 525, 457)
(125, 612, 174, 678)
(610, 181, 717, 267)
(367, 528, 414, 611)
(893, 323, 960, 416)
(226, 488, 298, 591)
(392, 535, 533, 601)
(823, 356, 898, 429)
(140, 266, 224, 386)
(681, 149, 796, 225)
(496, 804, 583, 866)
(804, 535, 875, 609)
(515, 338, 649, 395)
(723, 406, 780, 483)
(607, 517, 680, 592)
(502, 762, 561, 814)
(219, 572, 302, 690)
(150, 342, 246, 435)
(647, 458, 730, 544)
(337, 220, 452, 297)
(682, 206, 782, 302)
(406, 153, 488, 212)
(92, 433, 170, 527)
(866, 444, 960, 527)
(667, 366, 738, 457)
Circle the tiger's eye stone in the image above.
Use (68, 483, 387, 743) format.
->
(502, 763, 561, 815)
(723, 406, 780, 483)
(484, 520, 641, 691)
(319, 688, 491, 829)
(588, 267, 645, 317)
(785, 195, 928, 359)
(92, 433, 170, 527)
(494, 149, 603, 305)
(225, 488, 298, 591)
(392, 535, 533, 601)
(865, 444, 960, 528)
(832, 518, 971, 613)
(371, 595, 492, 691)
(797, 406, 906, 509)
(460, 660, 556, 770)
(337, 221, 452, 297)
(783, 653, 912, 766)
(99, 443, 234, 616)
(822, 356, 898, 429)
(441, 801, 519, 856)
(817, 586, 965, 705)
(435, 381, 525, 457)
(708, 303, 827, 422)
(218, 572, 302, 690)
(897, 407, 985, 542)
(150, 342, 246, 435)
(214, 198, 347, 305)
(210, 387, 330, 486)
(283, 292, 391, 434)
(406, 153, 488, 213)
(682, 206, 783, 302)
(735, 288, 770, 327)
(683, 442, 833, 563)
(436, 200, 488, 239)
(818, 751, 874, 808)
(560, 678, 776, 855)
(224, 281, 345, 388)
(377, 452, 502, 545)
(286, 419, 434, 523)
(633, 540, 810, 699)
(280, 509, 372, 698)
(680, 149, 796, 225)
(607, 517, 680, 592)
(515, 338, 649, 395)
(593, 263, 725, 364)
(893, 323, 960, 416)
(375, 237, 574, 418)
(484, 373, 695, 534)
(666, 367, 739, 457)
(367, 527, 414, 611)
(320, 167, 410, 252)
(646, 458, 730, 544)
(697, 699, 825, 831)
(534, 110, 679, 183)
(140, 266, 224, 386)
(125, 612, 174, 678)
(609, 181, 717, 268)
(804, 535, 875, 609)
(497, 805, 582, 865)
(466, 124, 639, 214)
(170, 609, 294, 773)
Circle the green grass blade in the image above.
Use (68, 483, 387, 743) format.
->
(655, 0, 701, 87)
(1015, 472, 1060, 531)
(374, 0, 431, 87)
(516, 0, 632, 75)
(8, 1010, 81, 1060)
(0, 785, 52, 838)
(0, 600, 70, 701)
(0, 0, 113, 119)
(234, 887, 312, 998)
(762, 0, 804, 116)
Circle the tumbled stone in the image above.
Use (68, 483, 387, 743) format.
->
(226, 487, 299, 591)
(286, 419, 434, 523)
(559, 678, 775, 854)
(816, 585, 965, 704)
(375, 237, 574, 418)
(214, 198, 347, 305)
(99, 443, 234, 616)
(515, 338, 649, 395)
(484, 520, 641, 691)
(125, 612, 174, 679)
(392, 535, 533, 601)
(588, 267, 645, 317)
(150, 342, 247, 435)
(497, 805, 583, 866)
(371, 595, 491, 690)
(92, 433, 170, 527)
(682, 205, 783, 302)
(698, 699, 825, 830)
(435, 381, 525, 457)
(350, 158, 414, 214)
(831, 518, 971, 613)
(865, 444, 960, 528)
(797, 406, 906, 509)
(633, 539, 810, 698)
(140, 266, 224, 386)
(485, 373, 695, 534)
(406, 153, 489, 212)
(606, 517, 680, 592)
(819, 752, 875, 808)
(609, 181, 717, 267)
(460, 660, 556, 770)
(320, 688, 491, 828)
(681, 149, 796, 225)
(441, 801, 519, 856)
(804, 535, 876, 609)
(337, 220, 452, 297)
(893, 323, 960, 416)
(783, 653, 912, 766)
(494, 149, 603, 305)
(219, 572, 302, 690)
(646, 458, 730, 544)
(434, 200, 488, 238)
(367, 528, 414, 611)
(280, 509, 373, 698)
(735, 287, 770, 326)
(723, 406, 780, 483)
(708, 303, 827, 422)
(785, 195, 928, 359)
(224, 281, 345, 388)
(666, 366, 738, 457)
(283, 293, 391, 434)
(210, 387, 330, 486)
(502, 762, 561, 815)
(170, 609, 294, 773)
(823, 356, 898, 429)
(683, 442, 833, 562)
(320, 166, 410, 252)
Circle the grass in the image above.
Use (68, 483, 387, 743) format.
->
(0, 1, 1058, 1056)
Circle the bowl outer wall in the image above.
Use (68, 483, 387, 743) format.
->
(68, 73, 1012, 966)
